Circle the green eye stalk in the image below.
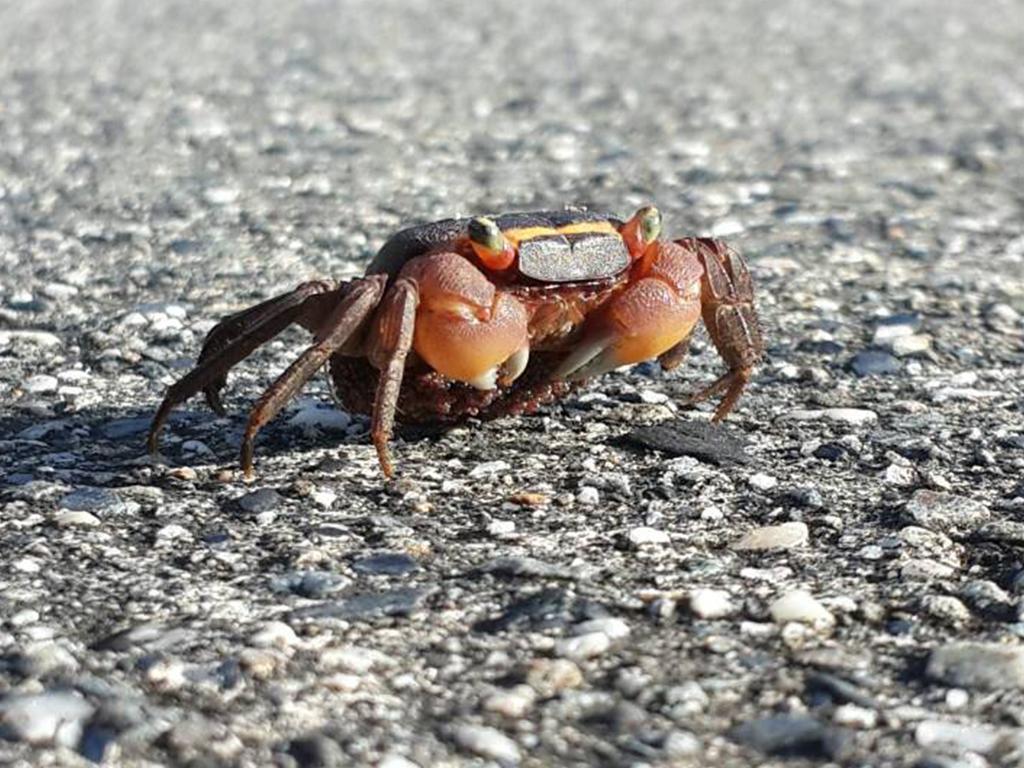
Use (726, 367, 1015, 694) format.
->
(622, 205, 663, 258)
(639, 206, 662, 244)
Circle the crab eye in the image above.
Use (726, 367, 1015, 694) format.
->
(638, 206, 662, 244)
(468, 217, 504, 251)
(622, 205, 663, 259)
(468, 217, 515, 270)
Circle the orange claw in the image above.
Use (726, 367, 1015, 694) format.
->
(557, 241, 702, 380)
(399, 252, 529, 388)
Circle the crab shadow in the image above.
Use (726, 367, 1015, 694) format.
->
(0, 401, 453, 489)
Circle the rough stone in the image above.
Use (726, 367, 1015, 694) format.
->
(732, 522, 809, 551)
(906, 491, 990, 530)
(769, 590, 835, 629)
(927, 644, 1024, 690)
(453, 724, 520, 764)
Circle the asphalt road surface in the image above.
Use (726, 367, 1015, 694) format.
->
(2, 0, 1024, 766)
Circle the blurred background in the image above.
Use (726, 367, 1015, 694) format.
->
(2, 1, 1023, 766)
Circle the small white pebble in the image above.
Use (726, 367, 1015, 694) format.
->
(55, 510, 100, 527)
(769, 590, 835, 629)
(700, 506, 724, 522)
(689, 589, 737, 619)
(487, 520, 516, 536)
(453, 724, 521, 764)
(321, 673, 362, 692)
(155, 524, 192, 542)
(23, 375, 59, 394)
(249, 621, 300, 649)
(9, 609, 40, 627)
(576, 486, 600, 506)
(378, 756, 421, 768)
(554, 631, 611, 661)
(483, 685, 536, 718)
(884, 463, 917, 486)
(203, 186, 240, 205)
(317, 646, 389, 674)
(663, 729, 702, 758)
(469, 460, 511, 478)
(310, 489, 336, 509)
(857, 545, 885, 560)
(747, 472, 778, 491)
(572, 617, 631, 641)
(945, 688, 969, 710)
(834, 704, 878, 728)
(144, 657, 187, 690)
(731, 522, 809, 551)
(639, 390, 669, 404)
(785, 408, 878, 426)
(627, 526, 670, 547)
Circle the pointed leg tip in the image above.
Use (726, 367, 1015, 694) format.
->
(374, 442, 395, 479)
(240, 440, 256, 481)
(204, 388, 227, 416)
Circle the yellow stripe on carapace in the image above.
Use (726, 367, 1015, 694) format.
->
(502, 226, 559, 245)
(557, 220, 619, 237)
(503, 220, 620, 245)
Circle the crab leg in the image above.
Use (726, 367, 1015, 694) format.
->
(148, 280, 347, 454)
(237, 276, 387, 476)
(657, 336, 692, 372)
(366, 278, 419, 478)
(678, 237, 763, 421)
(195, 281, 332, 415)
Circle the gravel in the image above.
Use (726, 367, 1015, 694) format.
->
(2, 0, 1024, 765)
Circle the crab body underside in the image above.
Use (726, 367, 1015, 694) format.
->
(148, 206, 763, 477)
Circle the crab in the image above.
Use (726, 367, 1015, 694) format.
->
(148, 206, 763, 477)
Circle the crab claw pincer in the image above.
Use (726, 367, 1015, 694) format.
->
(398, 252, 529, 390)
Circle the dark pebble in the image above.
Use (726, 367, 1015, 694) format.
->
(885, 618, 914, 635)
(472, 556, 578, 581)
(813, 443, 845, 461)
(797, 339, 845, 356)
(849, 350, 902, 377)
(101, 417, 152, 439)
(621, 419, 751, 465)
(169, 239, 202, 254)
(60, 487, 127, 515)
(352, 552, 420, 576)
(876, 313, 921, 331)
(731, 714, 850, 760)
(285, 734, 345, 768)
(473, 588, 609, 634)
(289, 587, 432, 622)
(805, 672, 879, 708)
(80, 725, 119, 763)
(237, 488, 283, 514)
(213, 658, 243, 689)
(997, 435, 1024, 451)
(783, 487, 825, 509)
(91, 623, 194, 652)
(271, 571, 349, 599)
